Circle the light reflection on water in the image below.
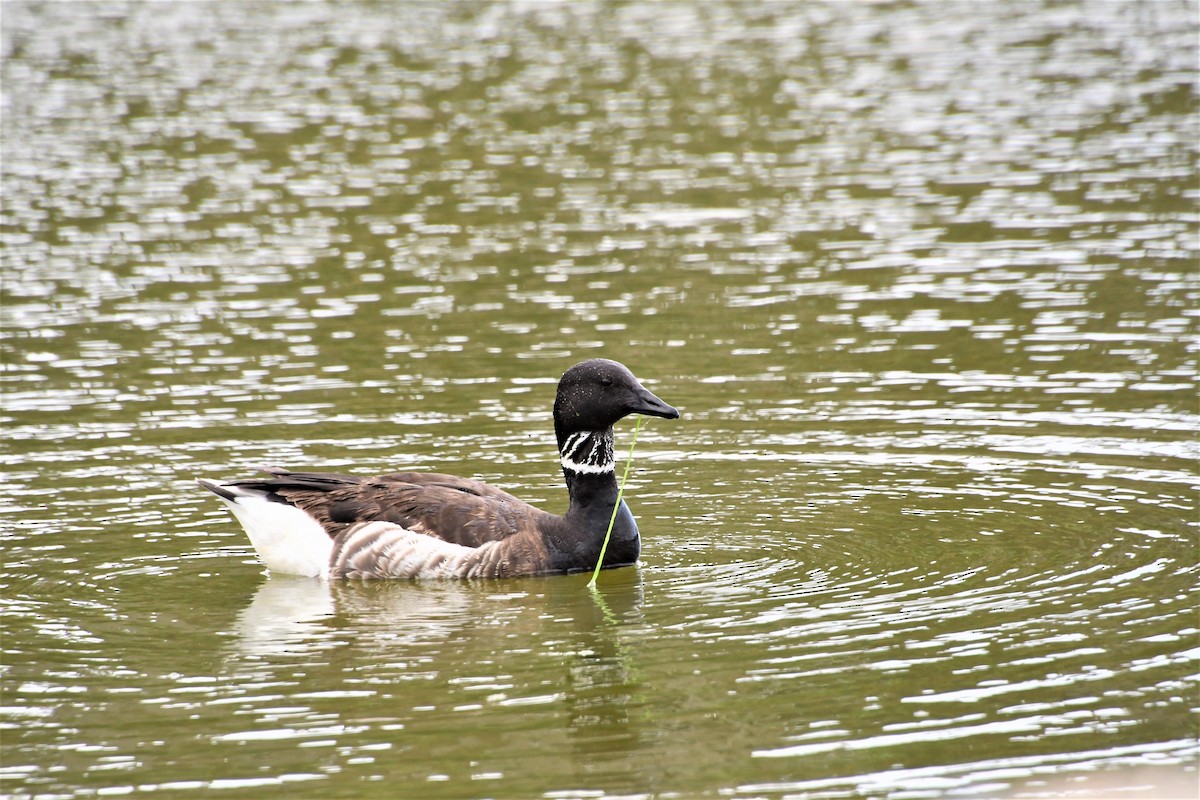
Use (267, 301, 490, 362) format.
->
(2, 1, 1198, 798)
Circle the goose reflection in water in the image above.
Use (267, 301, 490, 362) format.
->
(229, 569, 649, 767)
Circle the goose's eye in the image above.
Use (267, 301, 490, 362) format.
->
(600, 376, 613, 387)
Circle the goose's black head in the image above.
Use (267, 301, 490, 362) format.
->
(552, 358, 678, 447)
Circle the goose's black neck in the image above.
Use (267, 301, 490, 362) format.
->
(556, 426, 640, 567)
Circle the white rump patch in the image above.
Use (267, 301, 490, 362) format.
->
(202, 481, 333, 578)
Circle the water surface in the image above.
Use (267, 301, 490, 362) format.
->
(2, 2, 1197, 798)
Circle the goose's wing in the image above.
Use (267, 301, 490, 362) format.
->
(230, 468, 548, 547)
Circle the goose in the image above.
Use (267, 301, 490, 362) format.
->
(197, 358, 679, 579)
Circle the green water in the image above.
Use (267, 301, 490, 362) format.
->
(2, 2, 1197, 798)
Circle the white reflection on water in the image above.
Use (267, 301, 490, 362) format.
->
(234, 577, 337, 658)
(232, 576, 493, 659)
(744, 740, 1198, 798)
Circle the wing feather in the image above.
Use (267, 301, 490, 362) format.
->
(227, 468, 549, 546)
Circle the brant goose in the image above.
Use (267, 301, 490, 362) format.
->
(197, 358, 679, 579)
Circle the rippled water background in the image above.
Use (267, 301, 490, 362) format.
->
(2, 2, 1198, 798)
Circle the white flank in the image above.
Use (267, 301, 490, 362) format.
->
(201, 481, 333, 578)
(333, 521, 491, 579)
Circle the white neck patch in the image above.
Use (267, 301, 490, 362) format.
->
(560, 430, 615, 475)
